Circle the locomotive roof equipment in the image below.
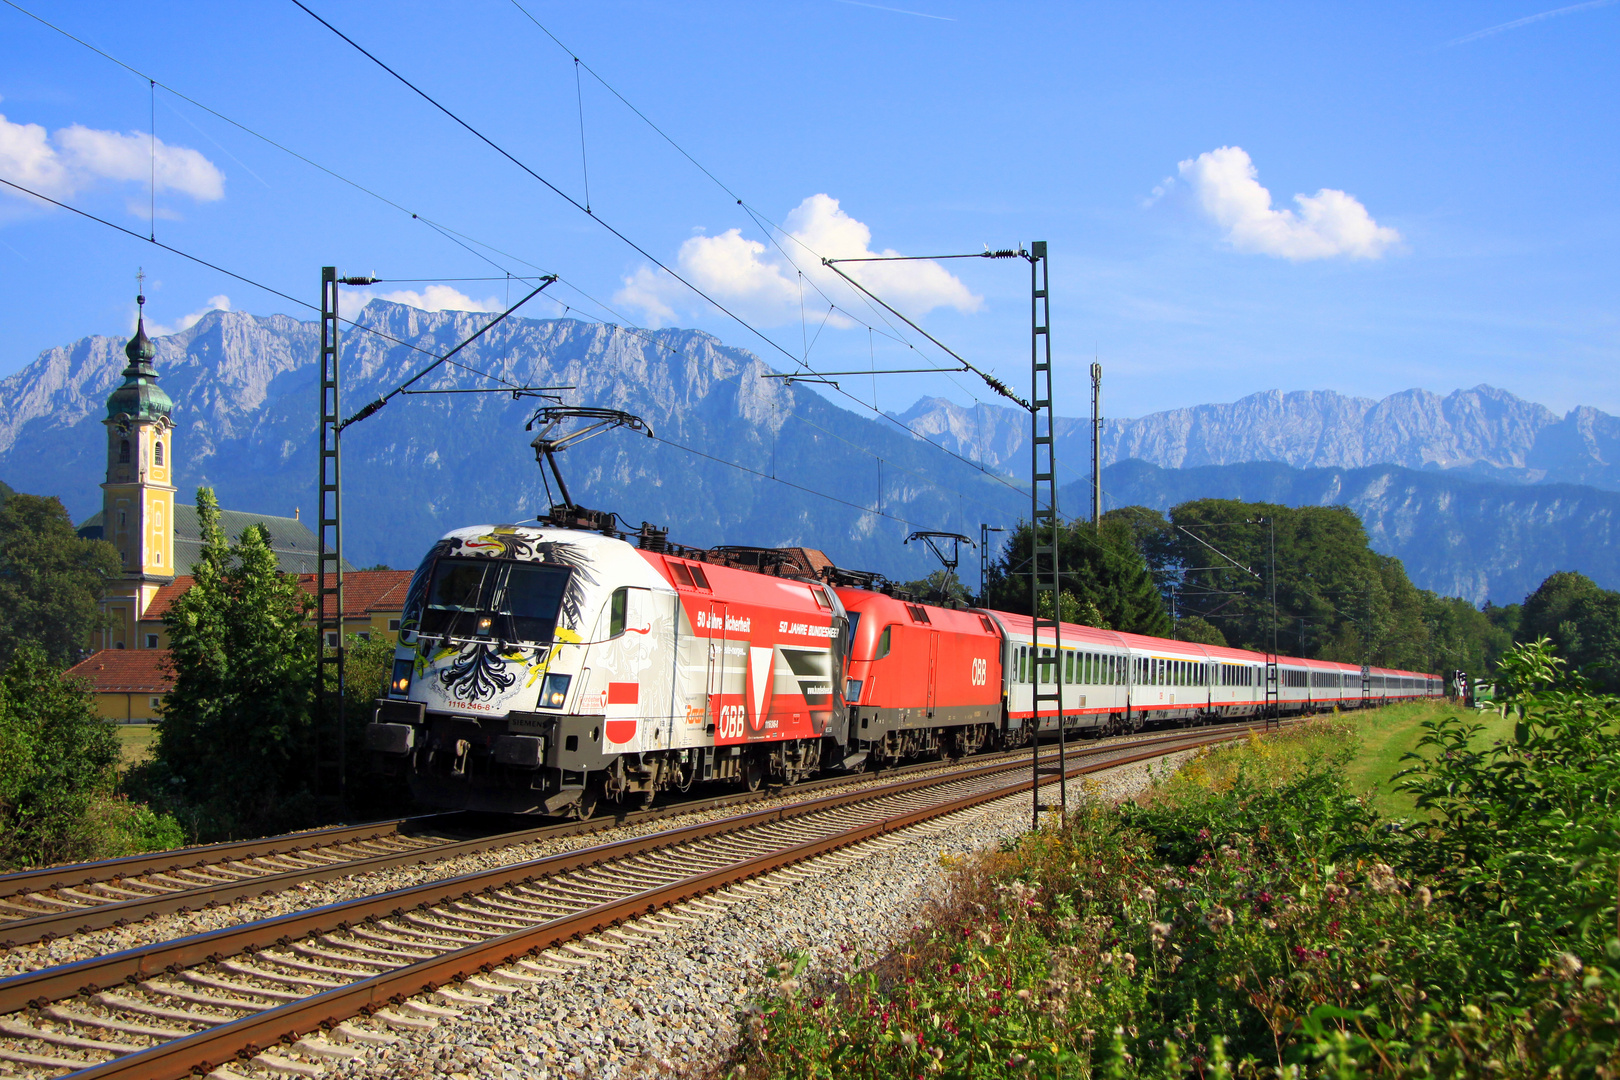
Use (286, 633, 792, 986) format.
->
(903, 530, 975, 606)
(525, 406, 654, 537)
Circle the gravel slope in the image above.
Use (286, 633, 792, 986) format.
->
(307, 752, 1195, 1080)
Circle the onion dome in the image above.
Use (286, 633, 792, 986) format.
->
(106, 293, 173, 421)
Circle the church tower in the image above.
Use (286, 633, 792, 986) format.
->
(99, 283, 176, 649)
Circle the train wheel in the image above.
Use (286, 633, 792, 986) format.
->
(574, 777, 603, 821)
(742, 751, 767, 792)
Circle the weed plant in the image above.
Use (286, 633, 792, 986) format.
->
(725, 641, 1620, 1078)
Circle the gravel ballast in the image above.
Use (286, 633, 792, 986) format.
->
(0, 737, 1198, 978)
(309, 751, 1197, 1080)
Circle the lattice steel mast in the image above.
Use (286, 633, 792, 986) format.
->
(1027, 242, 1066, 828)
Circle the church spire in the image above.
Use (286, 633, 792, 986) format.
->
(108, 271, 172, 422)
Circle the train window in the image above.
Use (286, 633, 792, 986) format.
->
(688, 563, 712, 590)
(609, 588, 628, 638)
(1063, 651, 1073, 684)
(979, 615, 996, 634)
(875, 626, 893, 660)
(811, 586, 832, 611)
(499, 563, 572, 642)
(668, 561, 695, 588)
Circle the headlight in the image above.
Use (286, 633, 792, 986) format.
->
(541, 672, 572, 709)
(844, 679, 863, 703)
(389, 658, 413, 697)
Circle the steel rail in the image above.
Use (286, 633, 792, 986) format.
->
(0, 728, 1242, 1014)
(0, 720, 1282, 946)
(44, 734, 1232, 1080)
(0, 816, 446, 899)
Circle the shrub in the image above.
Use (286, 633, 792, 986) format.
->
(727, 647, 1620, 1078)
(0, 645, 182, 867)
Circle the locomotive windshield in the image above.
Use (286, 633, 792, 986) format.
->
(418, 558, 571, 643)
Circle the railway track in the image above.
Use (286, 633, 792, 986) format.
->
(0, 719, 1288, 949)
(0, 725, 1255, 1080)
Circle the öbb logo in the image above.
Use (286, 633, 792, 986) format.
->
(717, 704, 747, 740)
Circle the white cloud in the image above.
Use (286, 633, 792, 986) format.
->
(0, 112, 224, 210)
(340, 284, 503, 316)
(615, 194, 981, 327)
(144, 295, 231, 337)
(1174, 146, 1401, 261)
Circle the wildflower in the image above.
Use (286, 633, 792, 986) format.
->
(1137, 885, 1157, 902)
(1009, 1054, 1028, 1066)
(1367, 864, 1401, 894)
(1150, 921, 1173, 948)
(949, 963, 963, 976)
(901, 1032, 917, 1049)
(1120, 952, 1137, 977)
(1015, 988, 1032, 1001)
(1415, 885, 1432, 908)
(777, 978, 800, 994)
(811, 997, 825, 1009)
(1204, 906, 1235, 930)
(1556, 953, 1584, 980)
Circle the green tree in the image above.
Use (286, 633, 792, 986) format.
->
(983, 517, 1170, 636)
(898, 569, 972, 605)
(1172, 614, 1227, 647)
(0, 494, 120, 665)
(1518, 571, 1620, 692)
(151, 488, 316, 838)
(0, 645, 120, 866)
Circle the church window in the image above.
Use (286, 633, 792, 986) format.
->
(119, 440, 130, 464)
(118, 510, 127, 527)
(154, 549, 162, 566)
(154, 441, 164, 466)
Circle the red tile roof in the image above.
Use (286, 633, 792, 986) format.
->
(141, 576, 195, 622)
(293, 570, 414, 620)
(66, 649, 174, 694)
(138, 570, 413, 623)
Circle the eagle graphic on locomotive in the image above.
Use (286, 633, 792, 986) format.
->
(364, 409, 1440, 818)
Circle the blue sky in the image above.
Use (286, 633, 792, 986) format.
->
(0, 0, 1615, 421)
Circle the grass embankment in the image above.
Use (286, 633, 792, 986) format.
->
(1165, 700, 1512, 817)
(1339, 700, 1513, 815)
(725, 648, 1620, 1078)
(115, 723, 158, 767)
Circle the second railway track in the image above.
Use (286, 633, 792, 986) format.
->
(0, 726, 1256, 1080)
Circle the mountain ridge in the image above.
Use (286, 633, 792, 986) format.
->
(0, 303, 1019, 580)
(895, 386, 1620, 490)
(4, 304, 1616, 606)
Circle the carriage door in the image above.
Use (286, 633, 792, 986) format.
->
(705, 603, 743, 741)
(926, 629, 940, 717)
